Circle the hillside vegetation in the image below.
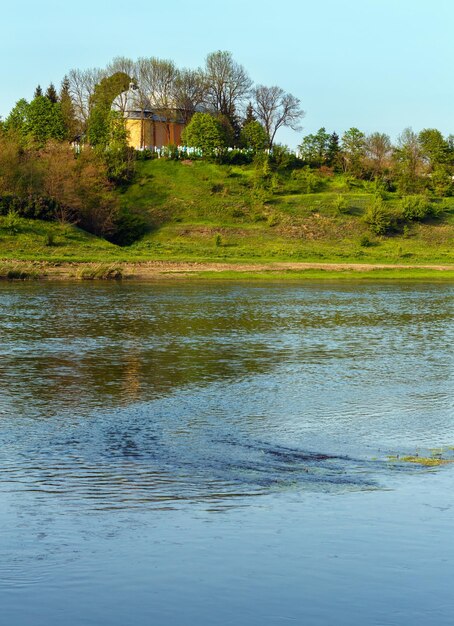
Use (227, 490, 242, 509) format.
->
(1, 159, 453, 267)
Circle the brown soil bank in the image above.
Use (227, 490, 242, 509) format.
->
(2, 260, 454, 280)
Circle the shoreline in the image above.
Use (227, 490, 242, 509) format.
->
(2, 260, 454, 281)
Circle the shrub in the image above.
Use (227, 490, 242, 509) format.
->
(401, 195, 435, 222)
(4, 209, 21, 234)
(334, 195, 349, 214)
(359, 234, 373, 247)
(363, 197, 392, 235)
(110, 209, 149, 246)
(291, 167, 320, 193)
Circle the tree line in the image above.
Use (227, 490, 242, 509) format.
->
(1, 49, 454, 244)
(298, 126, 454, 197)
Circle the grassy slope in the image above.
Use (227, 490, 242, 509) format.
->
(1, 159, 453, 267)
(121, 159, 454, 264)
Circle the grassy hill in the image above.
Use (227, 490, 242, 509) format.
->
(1, 159, 454, 269)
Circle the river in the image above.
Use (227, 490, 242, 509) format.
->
(0, 281, 453, 625)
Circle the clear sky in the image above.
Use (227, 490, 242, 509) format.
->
(1, 0, 453, 147)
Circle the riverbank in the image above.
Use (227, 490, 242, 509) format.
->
(2, 260, 454, 281)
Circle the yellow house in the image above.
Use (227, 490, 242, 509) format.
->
(112, 83, 186, 150)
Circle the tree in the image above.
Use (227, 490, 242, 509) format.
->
(59, 76, 79, 140)
(45, 83, 58, 103)
(27, 96, 66, 145)
(327, 132, 340, 168)
(298, 127, 331, 167)
(68, 67, 105, 129)
(418, 128, 448, 170)
(204, 51, 252, 125)
(87, 72, 131, 147)
(173, 68, 208, 124)
(240, 120, 268, 152)
(181, 112, 228, 158)
(341, 127, 366, 175)
(393, 127, 423, 194)
(4, 99, 30, 135)
(243, 102, 256, 125)
(136, 57, 179, 143)
(365, 132, 392, 177)
(252, 85, 304, 149)
(34, 85, 43, 98)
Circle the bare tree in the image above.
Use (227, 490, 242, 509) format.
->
(204, 51, 252, 121)
(136, 57, 180, 143)
(68, 67, 105, 128)
(173, 68, 208, 123)
(252, 85, 304, 148)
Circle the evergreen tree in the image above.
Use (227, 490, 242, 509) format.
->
(45, 83, 58, 103)
(59, 75, 78, 140)
(243, 102, 256, 125)
(327, 132, 340, 167)
(34, 85, 43, 98)
(27, 96, 66, 144)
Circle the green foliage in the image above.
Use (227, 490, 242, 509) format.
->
(240, 120, 268, 152)
(291, 167, 321, 193)
(298, 127, 331, 167)
(87, 72, 131, 148)
(27, 96, 66, 144)
(400, 195, 438, 222)
(103, 140, 136, 185)
(341, 128, 366, 176)
(429, 166, 454, 197)
(418, 128, 449, 168)
(4, 209, 21, 234)
(59, 76, 79, 140)
(45, 83, 58, 104)
(359, 234, 373, 247)
(363, 197, 392, 235)
(334, 194, 349, 214)
(182, 113, 228, 159)
(269, 144, 299, 170)
(4, 96, 65, 146)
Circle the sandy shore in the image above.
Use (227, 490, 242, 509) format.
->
(2, 260, 454, 280)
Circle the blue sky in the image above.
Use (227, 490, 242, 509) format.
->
(1, 0, 453, 147)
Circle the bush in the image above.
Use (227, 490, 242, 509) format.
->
(400, 195, 436, 222)
(363, 197, 392, 235)
(109, 209, 149, 246)
(291, 167, 320, 193)
(3, 209, 21, 234)
(334, 195, 349, 214)
(359, 234, 373, 247)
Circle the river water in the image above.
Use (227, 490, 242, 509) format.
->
(0, 281, 453, 625)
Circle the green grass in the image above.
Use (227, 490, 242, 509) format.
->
(1, 159, 454, 272)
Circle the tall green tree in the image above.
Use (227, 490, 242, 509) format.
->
(86, 72, 131, 147)
(298, 127, 331, 167)
(418, 128, 448, 170)
(240, 120, 268, 152)
(393, 127, 423, 194)
(27, 96, 66, 144)
(59, 75, 79, 140)
(181, 112, 228, 159)
(341, 127, 366, 176)
(34, 85, 43, 98)
(45, 83, 58, 103)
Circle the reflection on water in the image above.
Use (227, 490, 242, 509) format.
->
(1, 282, 454, 626)
(0, 282, 453, 508)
